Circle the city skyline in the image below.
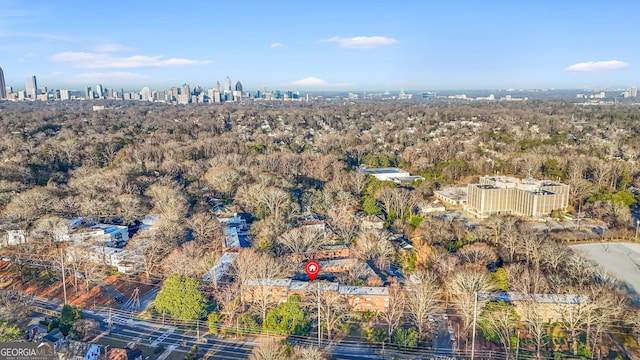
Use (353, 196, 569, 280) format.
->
(1, 1, 639, 90)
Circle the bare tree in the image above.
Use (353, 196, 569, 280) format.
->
(116, 194, 146, 225)
(212, 283, 241, 328)
(277, 226, 327, 261)
(583, 285, 625, 357)
(521, 298, 549, 358)
(375, 186, 396, 218)
(128, 233, 172, 279)
(0, 290, 32, 323)
(235, 250, 288, 322)
(204, 167, 241, 199)
(446, 266, 494, 337)
(310, 287, 350, 341)
(326, 207, 359, 244)
(292, 345, 327, 360)
(480, 301, 519, 358)
(405, 271, 441, 341)
(249, 339, 287, 360)
(457, 242, 498, 266)
(379, 283, 405, 342)
(555, 291, 589, 356)
(391, 188, 417, 220)
(353, 229, 394, 262)
(185, 212, 224, 252)
(259, 187, 292, 219)
(626, 308, 640, 347)
(498, 217, 522, 263)
(161, 241, 207, 277)
(484, 216, 505, 245)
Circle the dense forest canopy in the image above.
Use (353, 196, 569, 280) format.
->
(1, 100, 640, 359)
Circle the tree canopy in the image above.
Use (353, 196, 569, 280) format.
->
(154, 274, 207, 320)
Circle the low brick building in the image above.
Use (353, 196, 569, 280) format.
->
(241, 279, 390, 312)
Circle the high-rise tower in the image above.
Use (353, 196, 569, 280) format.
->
(235, 81, 243, 93)
(224, 76, 232, 92)
(0, 67, 6, 99)
(25, 75, 37, 99)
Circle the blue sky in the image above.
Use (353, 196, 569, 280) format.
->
(1, 0, 638, 91)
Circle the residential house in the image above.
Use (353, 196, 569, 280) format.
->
(66, 245, 142, 275)
(0, 229, 26, 247)
(101, 347, 142, 360)
(56, 341, 101, 360)
(361, 215, 385, 230)
(202, 252, 238, 283)
(62, 221, 129, 247)
(37, 328, 65, 348)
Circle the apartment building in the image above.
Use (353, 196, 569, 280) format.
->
(466, 176, 569, 218)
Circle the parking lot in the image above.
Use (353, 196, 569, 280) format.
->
(571, 242, 640, 303)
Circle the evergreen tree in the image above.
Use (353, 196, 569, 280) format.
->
(263, 295, 309, 336)
(155, 274, 207, 320)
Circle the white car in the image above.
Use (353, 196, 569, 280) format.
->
(442, 313, 448, 320)
(428, 314, 435, 322)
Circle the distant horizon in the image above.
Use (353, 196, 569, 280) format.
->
(1, 1, 638, 91)
(2, 75, 636, 95)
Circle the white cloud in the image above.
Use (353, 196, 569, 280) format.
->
(50, 52, 213, 68)
(289, 77, 353, 88)
(69, 72, 151, 82)
(270, 43, 284, 48)
(565, 60, 629, 72)
(321, 36, 398, 49)
(94, 43, 134, 52)
(291, 77, 327, 86)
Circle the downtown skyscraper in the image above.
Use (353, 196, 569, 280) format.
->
(0, 66, 6, 99)
(25, 75, 37, 99)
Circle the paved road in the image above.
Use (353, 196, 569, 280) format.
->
(432, 315, 455, 356)
(32, 297, 256, 359)
(33, 297, 461, 359)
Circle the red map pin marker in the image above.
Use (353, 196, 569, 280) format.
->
(305, 260, 321, 282)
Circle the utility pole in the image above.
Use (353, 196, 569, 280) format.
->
(317, 281, 321, 348)
(471, 292, 478, 360)
(515, 330, 520, 360)
(635, 219, 639, 240)
(59, 245, 67, 305)
(577, 203, 581, 227)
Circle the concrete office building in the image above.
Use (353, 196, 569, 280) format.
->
(25, 75, 37, 99)
(466, 176, 569, 218)
(60, 89, 70, 101)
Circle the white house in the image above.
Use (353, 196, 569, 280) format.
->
(0, 229, 26, 247)
(66, 245, 142, 275)
(62, 223, 129, 247)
